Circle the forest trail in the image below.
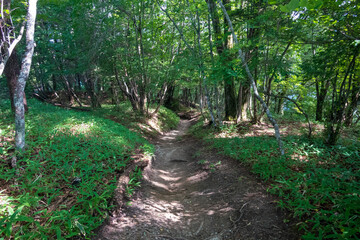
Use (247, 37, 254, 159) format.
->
(96, 118, 297, 240)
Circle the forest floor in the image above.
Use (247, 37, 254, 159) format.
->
(96, 115, 299, 240)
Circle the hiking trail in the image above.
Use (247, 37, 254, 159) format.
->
(96, 117, 297, 240)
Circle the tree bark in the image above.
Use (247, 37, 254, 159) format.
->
(0, 0, 26, 76)
(315, 79, 330, 121)
(208, 0, 237, 121)
(223, 0, 237, 120)
(84, 74, 101, 108)
(14, 0, 38, 152)
(4, 50, 28, 112)
(344, 78, 360, 126)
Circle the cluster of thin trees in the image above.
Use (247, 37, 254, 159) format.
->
(1, 0, 359, 154)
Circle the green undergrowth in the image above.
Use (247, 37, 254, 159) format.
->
(94, 102, 180, 137)
(190, 120, 360, 239)
(0, 99, 153, 239)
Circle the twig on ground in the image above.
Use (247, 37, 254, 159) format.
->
(153, 235, 188, 240)
(194, 221, 204, 236)
(230, 202, 249, 224)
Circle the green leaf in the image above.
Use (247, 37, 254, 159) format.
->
(75, 220, 86, 236)
(299, 0, 308, 7)
(56, 226, 61, 239)
(280, 5, 289, 12)
(288, 0, 300, 10)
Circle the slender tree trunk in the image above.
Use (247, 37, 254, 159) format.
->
(252, 65, 258, 123)
(192, 1, 216, 125)
(217, 0, 284, 155)
(223, 0, 237, 120)
(0, 0, 26, 76)
(265, 93, 312, 138)
(344, 79, 360, 126)
(1, 1, 27, 112)
(151, 84, 168, 116)
(114, 66, 140, 111)
(325, 46, 359, 145)
(315, 79, 330, 121)
(207, 2, 221, 124)
(14, 0, 38, 152)
(208, 0, 235, 121)
(63, 75, 82, 107)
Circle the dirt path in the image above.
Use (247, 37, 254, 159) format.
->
(96, 119, 298, 240)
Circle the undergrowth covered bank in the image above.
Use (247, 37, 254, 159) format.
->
(0, 99, 179, 239)
(190, 120, 360, 239)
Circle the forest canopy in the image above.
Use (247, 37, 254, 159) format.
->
(0, 0, 359, 239)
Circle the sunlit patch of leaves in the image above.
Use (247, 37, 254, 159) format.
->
(0, 99, 152, 239)
(94, 103, 180, 137)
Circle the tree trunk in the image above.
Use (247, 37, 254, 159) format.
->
(14, 0, 38, 152)
(151, 84, 168, 116)
(84, 74, 101, 108)
(4, 50, 28, 112)
(315, 94, 325, 121)
(0, 0, 25, 77)
(222, 0, 237, 120)
(252, 66, 258, 123)
(325, 46, 359, 145)
(236, 84, 250, 121)
(217, 0, 285, 155)
(208, 0, 236, 121)
(344, 78, 360, 126)
(315, 79, 330, 121)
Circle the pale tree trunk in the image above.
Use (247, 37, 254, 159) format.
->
(193, 1, 216, 126)
(14, 0, 38, 152)
(0, 0, 26, 76)
(217, 0, 285, 155)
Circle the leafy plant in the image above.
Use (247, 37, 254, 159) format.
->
(209, 161, 221, 172)
(220, 124, 237, 135)
(0, 99, 154, 239)
(197, 159, 207, 165)
(190, 121, 360, 239)
(125, 167, 143, 198)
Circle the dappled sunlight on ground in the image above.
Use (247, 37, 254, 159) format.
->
(146, 117, 162, 134)
(0, 191, 14, 217)
(69, 122, 94, 134)
(97, 119, 295, 240)
(160, 130, 180, 141)
(214, 120, 325, 140)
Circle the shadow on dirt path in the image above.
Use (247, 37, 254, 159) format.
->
(96, 118, 298, 240)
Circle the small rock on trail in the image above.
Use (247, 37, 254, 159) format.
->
(95, 119, 298, 240)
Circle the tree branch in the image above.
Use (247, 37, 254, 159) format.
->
(264, 92, 312, 138)
(156, 0, 193, 51)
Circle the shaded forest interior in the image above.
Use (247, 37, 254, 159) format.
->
(0, 0, 359, 239)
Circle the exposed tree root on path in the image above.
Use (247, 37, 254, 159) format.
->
(95, 117, 299, 240)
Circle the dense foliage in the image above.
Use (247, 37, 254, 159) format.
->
(0, 0, 359, 238)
